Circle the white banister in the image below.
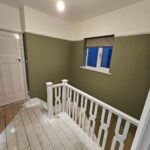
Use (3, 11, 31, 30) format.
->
(46, 79, 145, 150)
(46, 82, 53, 118)
(66, 84, 139, 126)
(65, 83, 139, 150)
(62, 79, 68, 112)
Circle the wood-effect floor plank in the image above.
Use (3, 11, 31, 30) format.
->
(48, 117, 76, 150)
(5, 105, 19, 150)
(1, 98, 102, 150)
(11, 103, 30, 150)
(29, 100, 66, 150)
(37, 98, 100, 150)
(54, 117, 88, 150)
(60, 113, 100, 150)
(19, 103, 42, 150)
(24, 102, 54, 150)
(32, 99, 85, 150)
(0, 107, 7, 150)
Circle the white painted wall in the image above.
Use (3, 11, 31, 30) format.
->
(0, 0, 150, 40)
(73, 0, 150, 40)
(0, 3, 21, 32)
(23, 6, 74, 41)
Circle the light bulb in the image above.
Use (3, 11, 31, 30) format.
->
(57, 0, 65, 12)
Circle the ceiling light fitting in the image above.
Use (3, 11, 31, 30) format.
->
(57, 0, 65, 12)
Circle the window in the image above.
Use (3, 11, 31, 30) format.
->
(82, 35, 114, 74)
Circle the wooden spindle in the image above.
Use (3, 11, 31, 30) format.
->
(67, 88, 72, 117)
(46, 82, 53, 118)
(87, 101, 98, 139)
(79, 96, 87, 130)
(111, 117, 130, 150)
(62, 79, 68, 112)
(54, 87, 61, 114)
(97, 108, 112, 149)
(72, 92, 79, 122)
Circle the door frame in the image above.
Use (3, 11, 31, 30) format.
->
(19, 33, 29, 100)
(0, 29, 29, 104)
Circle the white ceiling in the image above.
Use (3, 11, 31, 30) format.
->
(0, 0, 143, 23)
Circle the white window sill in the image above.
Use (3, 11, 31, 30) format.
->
(80, 66, 111, 75)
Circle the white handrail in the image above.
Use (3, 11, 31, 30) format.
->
(52, 83, 62, 88)
(66, 84, 139, 126)
(46, 79, 142, 150)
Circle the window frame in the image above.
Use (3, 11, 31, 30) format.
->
(81, 35, 114, 75)
(82, 47, 111, 74)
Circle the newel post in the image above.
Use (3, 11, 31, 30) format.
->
(62, 79, 68, 112)
(46, 82, 53, 118)
(131, 89, 150, 150)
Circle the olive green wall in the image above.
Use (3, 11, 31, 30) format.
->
(24, 33, 150, 119)
(24, 33, 72, 100)
(69, 34, 150, 119)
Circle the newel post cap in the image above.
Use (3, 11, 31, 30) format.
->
(46, 82, 53, 86)
(62, 79, 68, 84)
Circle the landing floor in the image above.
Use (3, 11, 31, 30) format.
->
(0, 98, 99, 150)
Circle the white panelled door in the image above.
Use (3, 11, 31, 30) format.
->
(0, 31, 26, 106)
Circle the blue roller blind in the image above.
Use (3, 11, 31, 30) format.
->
(101, 46, 112, 68)
(87, 47, 98, 67)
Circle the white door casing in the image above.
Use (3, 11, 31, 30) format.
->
(0, 31, 27, 106)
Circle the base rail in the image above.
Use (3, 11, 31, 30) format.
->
(46, 79, 149, 150)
